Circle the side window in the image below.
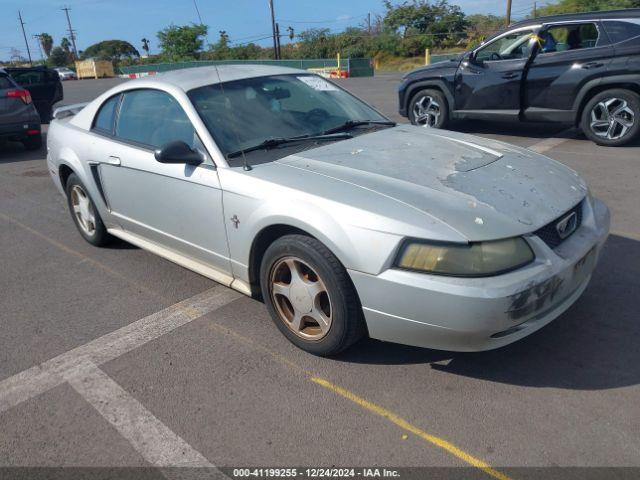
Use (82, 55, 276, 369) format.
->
(475, 30, 535, 62)
(115, 89, 196, 149)
(604, 20, 640, 44)
(93, 95, 120, 134)
(10, 70, 46, 86)
(538, 23, 600, 54)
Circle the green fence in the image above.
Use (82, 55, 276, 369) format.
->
(119, 58, 374, 77)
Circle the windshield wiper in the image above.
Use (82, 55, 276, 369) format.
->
(322, 120, 396, 135)
(226, 133, 353, 159)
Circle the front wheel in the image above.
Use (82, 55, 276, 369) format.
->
(408, 88, 449, 129)
(581, 89, 640, 147)
(260, 235, 366, 356)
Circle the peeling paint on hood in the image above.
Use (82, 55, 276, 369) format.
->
(277, 125, 587, 241)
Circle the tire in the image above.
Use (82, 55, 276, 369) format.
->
(65, 173, 112, 246)
(408, 88, 449, 129)
(581, 89, 640, 147)
(260, 234, 366, 356)
(22, 134, 42, 151)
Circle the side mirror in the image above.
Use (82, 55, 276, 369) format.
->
(154, 141, 203, 166)
(468, 51, 482, 65)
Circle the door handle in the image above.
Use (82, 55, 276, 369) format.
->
(105, 155, 121, 166)
(582, 62, 603, 69)
(502, 72, 519, 79)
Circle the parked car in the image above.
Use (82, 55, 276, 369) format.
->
(399, 8, 640, 146)
(0, 68, 42, 150)
(6, 66, 63, 123)
(54, 67, 77, 81)
(47, 65, 609, 355)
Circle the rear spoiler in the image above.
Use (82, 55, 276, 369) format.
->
(53, 102, 89, 120)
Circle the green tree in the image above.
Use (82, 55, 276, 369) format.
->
(60, 37, 71, 54)
(382, 0, 467, 50)
(39, 33, 53, 58)
(157, 24, 208, 61)
(82, 40, 140, 62)
(49, 47, 68, 66)
(466, 14, 505, 45)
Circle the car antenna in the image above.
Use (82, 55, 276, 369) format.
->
(212, 64, 252, 171)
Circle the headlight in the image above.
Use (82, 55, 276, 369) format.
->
(396, 237, 534, 277)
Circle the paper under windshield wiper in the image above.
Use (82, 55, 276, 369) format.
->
(226, 133, 353, 159)
(323, 120, 396, 135)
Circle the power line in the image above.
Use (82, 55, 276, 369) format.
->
(17, 11, 33, 65)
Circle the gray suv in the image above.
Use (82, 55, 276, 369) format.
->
(0, 68, 42, 150)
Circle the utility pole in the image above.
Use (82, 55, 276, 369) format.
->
(506, 0, 512, 26)
(367, 12, 371, 35)
(61, 7, 78, 59)
(533, 1, 537, 18)
(268, 0, 279, 59)
(275, 23, 282, 59)
(33, 34, 44, 60)
(17, 11, 33, 65)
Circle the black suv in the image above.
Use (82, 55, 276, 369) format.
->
(398, 9, 640, 146)
(5, 66, 63, 123)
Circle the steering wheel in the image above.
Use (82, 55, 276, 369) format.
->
(490, 52, 503, 61)
(305, 108, 330, 125)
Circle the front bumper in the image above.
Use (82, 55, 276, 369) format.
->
(349, 198, 610, 352)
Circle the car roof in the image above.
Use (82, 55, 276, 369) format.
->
(128, 64, 309, 92)
(511, 7, 640, 28)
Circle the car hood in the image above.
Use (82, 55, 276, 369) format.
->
(276, 126, 588, 241)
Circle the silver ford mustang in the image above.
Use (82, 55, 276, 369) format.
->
(47, 65, 610, 356)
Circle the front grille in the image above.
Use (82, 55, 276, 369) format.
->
(534, 202, 583, 249)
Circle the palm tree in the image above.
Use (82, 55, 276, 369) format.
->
(61, 37, 71, 53)
(39, 33, 53, 58)
(141, 38, 150, 56)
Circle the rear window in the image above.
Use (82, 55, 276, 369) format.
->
(604, 20, 640, 44)
(0, 74, 13, 89)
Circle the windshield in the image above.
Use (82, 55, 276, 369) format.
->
(188, 74, 388, 156)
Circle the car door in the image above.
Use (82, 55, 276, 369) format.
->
(91, 88, 232, 276)
(454, 27, 537, 119)
(524, 21, 613, 122)
(6, 68, 59, 121)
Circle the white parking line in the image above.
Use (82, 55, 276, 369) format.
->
(0, 287, 241, 473)
(0, 287, 240, 414)
(528, 129, 577, 153)
(65, 361, 221, 472)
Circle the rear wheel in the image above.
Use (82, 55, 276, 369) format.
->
(65, 173, 112, 246)
(581, 89, 640, 146)
(22, 134, 42, 151)
(260, 234, 365, 356)
(408, 88, 449, 129)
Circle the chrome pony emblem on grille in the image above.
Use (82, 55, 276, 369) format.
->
(556, 211, 577, 239)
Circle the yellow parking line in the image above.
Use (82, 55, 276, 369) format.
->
(311, 377, 512, 480)
(206, 322, 510, 480)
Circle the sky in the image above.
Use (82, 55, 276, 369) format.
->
(0, 0, 546, 61)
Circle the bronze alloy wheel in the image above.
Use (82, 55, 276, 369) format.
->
(269, 256, 333, 340)
(70, 184, 97, 237)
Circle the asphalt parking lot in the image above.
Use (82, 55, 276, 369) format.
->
(1, 73, 639, 479)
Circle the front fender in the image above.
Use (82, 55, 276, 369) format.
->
(219, 170, 403, 283)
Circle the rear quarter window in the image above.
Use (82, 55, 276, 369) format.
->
(604, 20, 640, 44)
(93, 95, 121, 134)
